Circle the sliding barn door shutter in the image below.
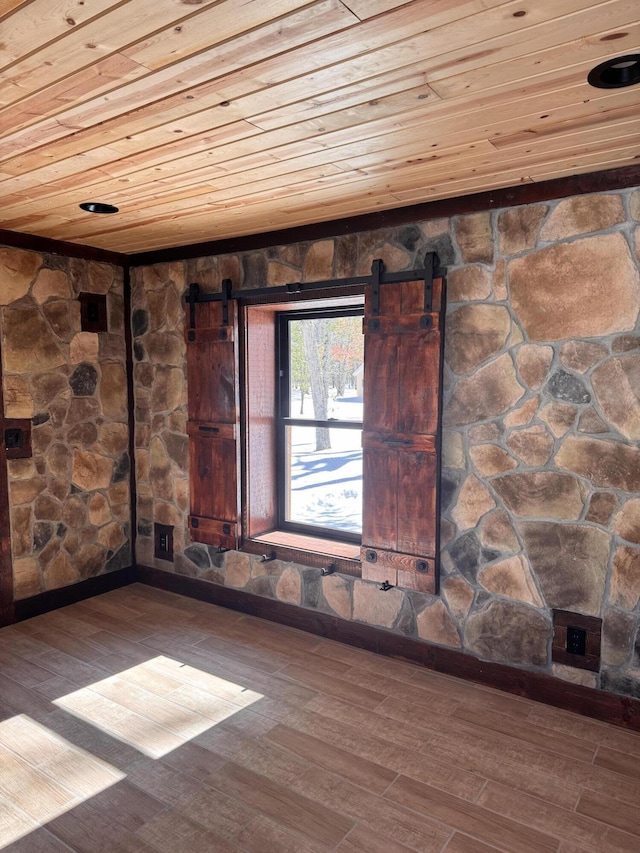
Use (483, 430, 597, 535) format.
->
(361, 262, 444, 594)
(186, 284, 240, 550)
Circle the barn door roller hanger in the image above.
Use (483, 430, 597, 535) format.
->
(185, 252, 445, 329)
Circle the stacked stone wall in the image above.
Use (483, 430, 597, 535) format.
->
(132, 188, 640, 699)
(0, 249, 131, 598)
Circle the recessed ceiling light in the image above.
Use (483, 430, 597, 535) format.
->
(588, 54, 640, 89)
(79, 202, 119, 214)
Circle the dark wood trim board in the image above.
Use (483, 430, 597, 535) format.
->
(0, 329, 14, 627)
(123, 267, 138, 562)
(13, 566, 136, 622)
(0, 229, 127, 266)
(136, 564, 640, 733)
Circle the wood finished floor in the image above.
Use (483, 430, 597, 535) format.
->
(0, 585, 639, 853)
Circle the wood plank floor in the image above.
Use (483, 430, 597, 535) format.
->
(0, 584, 639, 853)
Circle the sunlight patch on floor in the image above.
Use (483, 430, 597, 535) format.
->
(53, 656, 263, 759)
(0, 714, 124, 849)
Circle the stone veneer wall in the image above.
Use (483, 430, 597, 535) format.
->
(0, 247, 131, 599)
(132, 188, 640, 700)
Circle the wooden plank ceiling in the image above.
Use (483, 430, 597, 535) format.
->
(0, 0, 639, 253)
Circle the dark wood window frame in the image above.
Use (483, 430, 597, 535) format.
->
(275, 303, 364, 543)
(241, 292, 365, 575)
(186, 257, 446, 592)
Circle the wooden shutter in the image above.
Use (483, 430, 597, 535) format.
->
(361, 273, 444, 593)
(186, 297, 240, 550)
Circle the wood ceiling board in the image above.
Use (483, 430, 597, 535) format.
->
(1, 106, 248, 175)
(429, 22, 640, 100)
(0, 71, 635, 194)
(394, 141, 638, 196)
(111, 138, 497, 211)
(1, 0, 640, 252)
(0, 0, 611, 162)
(492, 103, 640, 149)
(386, 136, 640, 198)
(122, 0, 354, 70)
(248, 80, 439, 133)
(102, 0, 627, 126)
(0, 0, 356, 165)
(70, 0, 417, 124)
(0, 0, 232, 108)
(0, 69, 578, 188)
(1, 94, 636, 236)
(0, 0, 531, 131)
(0, 0, 31, 17)
(285, 88, 639, 179)
(287, 136, 640, 200)
(0, 119, 265, 200)
(492, 121, 640, 165)
(0, 50, 442, 181)
(40, 140, 495, 239)
(528, 149, 640, 182)
(77, 141, 640, 249)
(73, 150, 361, 210)
(0, 55, 149, 148)
(341, 0, 414, 18)
(46, 142, 597, 244)
(422, 0, 640, 87)
(0, 0, 125, 68)
(102, 72, 614, 187)
(42, 163, 351, 240)
(0, 0, 346, 166)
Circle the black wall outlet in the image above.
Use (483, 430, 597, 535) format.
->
(566, 625, 587, 656)
(79, 292, 108, 332)
(154, 523, 174, 562)
(552, 609, 601, 672)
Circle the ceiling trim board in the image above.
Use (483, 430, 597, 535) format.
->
(0, 228, 127, 265)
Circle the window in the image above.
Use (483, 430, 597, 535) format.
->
(185, 257, 445, 592)
(240, 293, 364, 571)
(276, 306, 364, 542)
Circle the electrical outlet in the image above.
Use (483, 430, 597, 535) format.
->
(154, 523, 174, 562)
(5, 429, 23, 450)
(566, 625, 587, 656)
(4, 419, 32, 459)
(79, 292, 108, 332)
(552, 609, 601, 672)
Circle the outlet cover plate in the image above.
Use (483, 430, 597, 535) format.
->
(552, 609, 602, 672)
(154, 522, 174, 562)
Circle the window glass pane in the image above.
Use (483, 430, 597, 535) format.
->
(288, 315, 363, 422)
(285, 425, 362, 534)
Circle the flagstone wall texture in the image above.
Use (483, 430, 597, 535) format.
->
(0, 250, 131, 599)
(121, 188, 640, 698)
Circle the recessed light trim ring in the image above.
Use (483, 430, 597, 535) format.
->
(587, 54, 640, 89)
(79, 201, 119, 214)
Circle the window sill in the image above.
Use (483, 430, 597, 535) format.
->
(242, 531, 361, 577)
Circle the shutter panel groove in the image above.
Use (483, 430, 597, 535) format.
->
(186, 299, 240, 550)
(361, 277, 444, 594)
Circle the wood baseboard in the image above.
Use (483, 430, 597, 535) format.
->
(12, 563, 640, 733)
(13, 566, 136, 622)
(136, 564, 640, 733)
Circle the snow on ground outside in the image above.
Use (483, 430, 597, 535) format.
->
(288, 389, 363, 533)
